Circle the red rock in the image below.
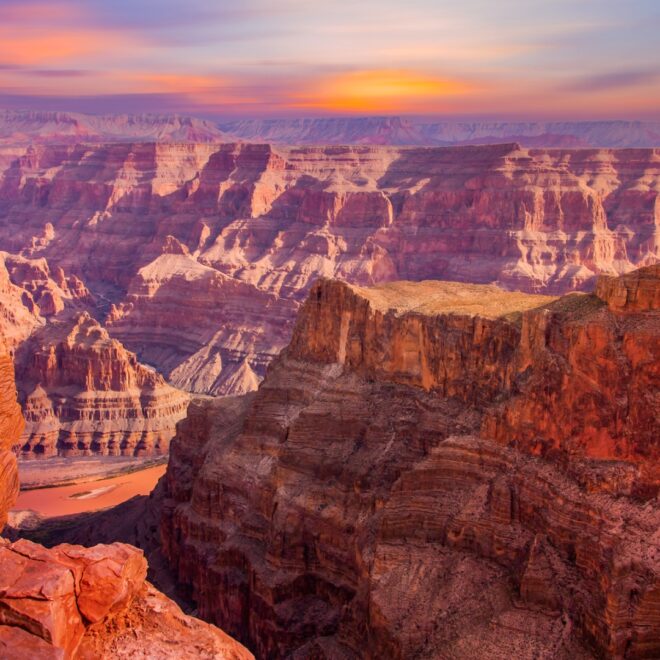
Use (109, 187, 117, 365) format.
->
(0, 142, 657, 397)
(0, 539, 253, 659)
(161, 267, 659, 658)
(0, 341, 24, 528)
(18, 312, 190, 457)
(0, 338, 252, 659)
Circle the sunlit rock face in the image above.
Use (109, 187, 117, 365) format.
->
(16, 312, 190, 458)
(0, 341, 24, 530)
(0, 141, 657, 397)
(161, 267, 659, 659)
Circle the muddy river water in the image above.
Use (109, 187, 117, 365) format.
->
(13, 464, 166, 518)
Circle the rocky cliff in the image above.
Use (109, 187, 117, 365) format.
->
(0, 141, 657, 396)
(0, 341, 24, 530)
(17, 312, 190, 457)
(161, 266, 659, 659)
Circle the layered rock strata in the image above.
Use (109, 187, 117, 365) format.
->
(161, 267, 659, 658)
(0, 142, 657, 395)
(17, 312, 189, 457)
(0, 342, 23, 529)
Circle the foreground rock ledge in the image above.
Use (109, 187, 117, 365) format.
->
(162, 266, 659, 659)
(0, 539, 252, 659)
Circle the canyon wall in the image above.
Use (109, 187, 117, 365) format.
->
(161, 266, 659, 659)
(0, 141, 657, 397)
(0, 342, 24, 529)
(17, 312, 190, 458)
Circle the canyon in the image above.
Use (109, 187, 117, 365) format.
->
(0, 141, 655, 417)
(0, 336, 252, 659)
(160, 265, 659, 659)
(2, 110, 660, 148)
(220, 117, 660, 148)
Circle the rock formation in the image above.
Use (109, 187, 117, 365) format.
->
(0, 335, 252, 659)
(161, 266, 659, 658)
(219, 117, 660, 148)
(0, 109, 227, 146)
(0, 538, 252, 659)
(0, 341, 24, 530)
(17, 312, 190, 457)
(0, 141, 656, 395)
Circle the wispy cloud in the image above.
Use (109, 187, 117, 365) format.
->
(0, 0, 658, 119)
(562, 69, 660, 93)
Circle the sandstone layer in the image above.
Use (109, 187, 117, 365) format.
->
(17, 312, 189, 458)
(0, 538, 252, 660)
(161, 267, 659, 659)
(0, 141, 657, 396)
(0, 341, 24, 529)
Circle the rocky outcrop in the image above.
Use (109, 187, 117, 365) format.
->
(0, 341, 23, 529)
(0, 538, 252, 660)
(161, 267, 659, 658)
(1, 141, 655, 395)
(107, 251, 296, 395)
(17, 312, 189, 457)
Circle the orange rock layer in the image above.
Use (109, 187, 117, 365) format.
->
(161, 266, 659, 658)
(0, 342, 23, 529)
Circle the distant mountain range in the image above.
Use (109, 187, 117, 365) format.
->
(1, 108, 659, 147)
(220, 116, 660, 147)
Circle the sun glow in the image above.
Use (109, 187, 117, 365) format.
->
(294, 69, 470, 113)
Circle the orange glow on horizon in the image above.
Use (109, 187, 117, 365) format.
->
(294, 69, 470, 113)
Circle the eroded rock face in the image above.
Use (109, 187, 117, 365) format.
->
(0, 342, 23, 529)
(17, 312, 190, 458)
(0, 142, 657, 396)
(0, 538, 253, 659)
(161, 268, 659, 659)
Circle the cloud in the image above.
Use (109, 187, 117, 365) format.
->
(562, 69, 660, 93)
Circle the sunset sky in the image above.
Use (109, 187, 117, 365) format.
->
(0, 0, 658, 119)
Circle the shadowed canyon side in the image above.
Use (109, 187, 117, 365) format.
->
(161, 266, 659, 659)
(0, 141, 657, 396)
(0, 338, 252, 659)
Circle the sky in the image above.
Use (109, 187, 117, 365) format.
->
(0, 0, 658, 120)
